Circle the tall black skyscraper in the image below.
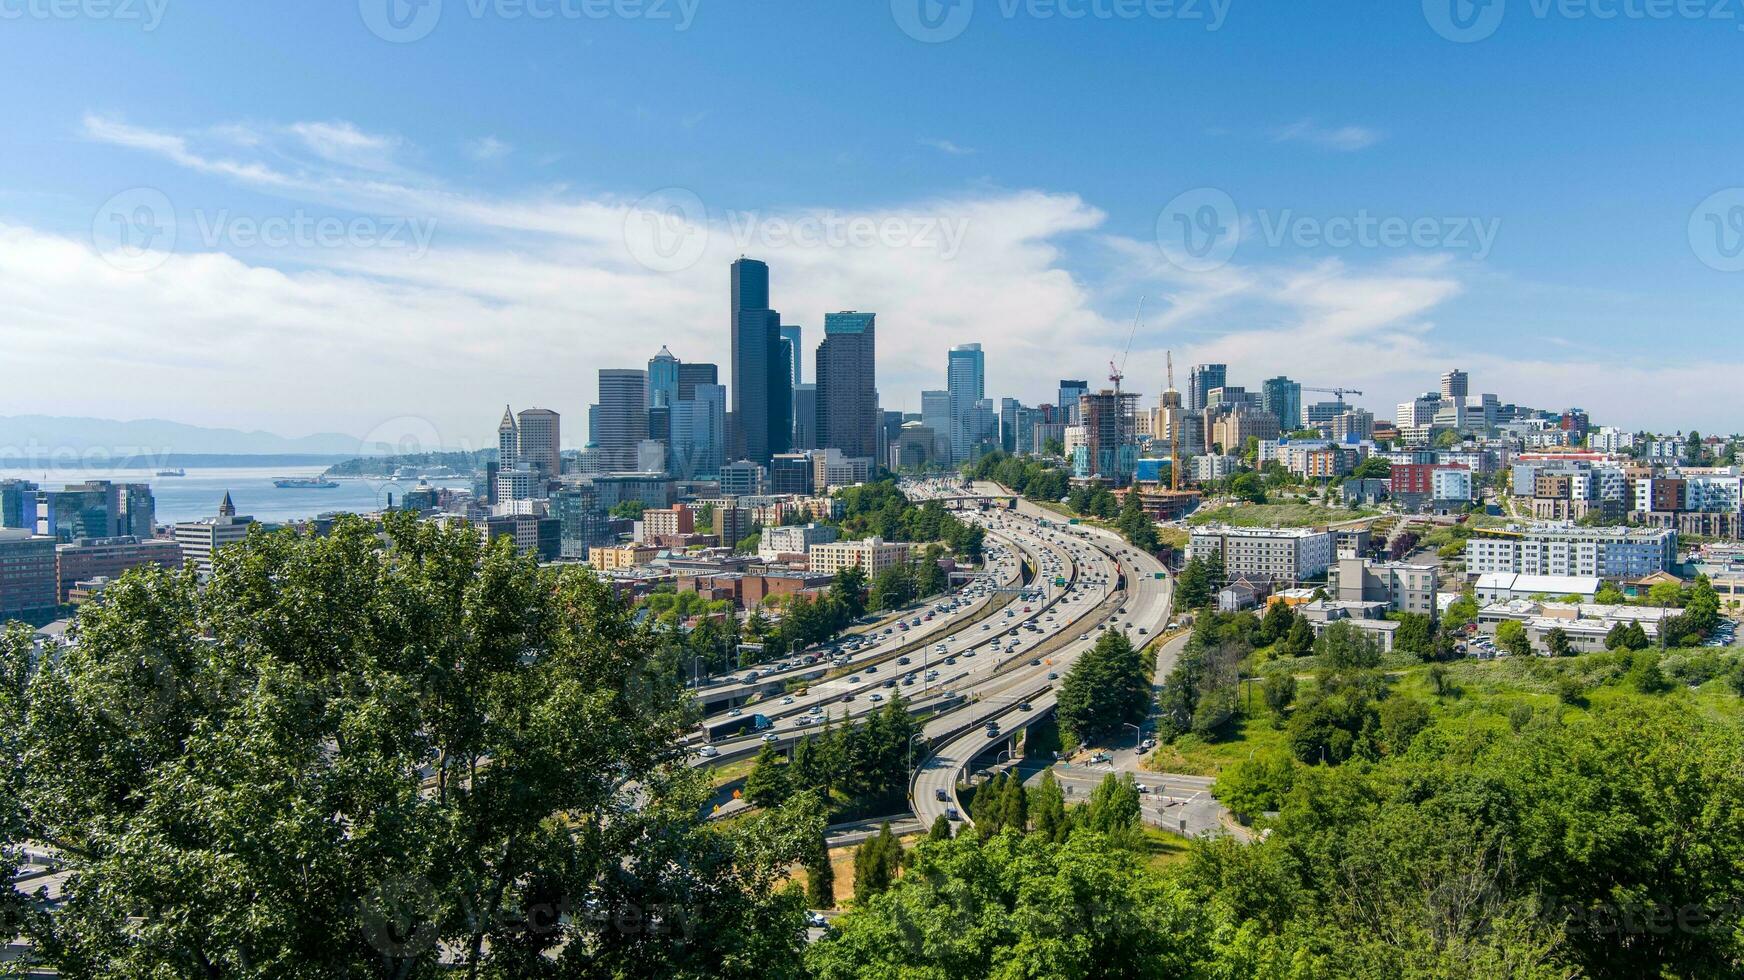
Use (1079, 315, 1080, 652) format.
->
(816, 311, 878, 459)
(729, 257, 789, 463)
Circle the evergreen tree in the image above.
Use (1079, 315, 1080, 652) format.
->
(928, 813, 954, 841)
(744, 740, 791, 808)
(1029, 769, 1068, 843)
(1000, 774, 1029, 833)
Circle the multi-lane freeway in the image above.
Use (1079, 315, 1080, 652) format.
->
(909, 482, 1176, 828)
(683, 479, 1176, 833)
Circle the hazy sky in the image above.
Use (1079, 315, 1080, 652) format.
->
(2, 0, 1742, 450)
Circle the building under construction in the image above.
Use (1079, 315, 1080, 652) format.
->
(1073, 388, 1142, 487)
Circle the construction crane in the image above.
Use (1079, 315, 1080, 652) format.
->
(1304, 381, 1367, 397)
(1167, 350, 1182, 491)
(1110, 295, 1143, 395)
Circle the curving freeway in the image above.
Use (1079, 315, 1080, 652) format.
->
(910, 483, 1175, 828)
(682, 478, 1175, 834)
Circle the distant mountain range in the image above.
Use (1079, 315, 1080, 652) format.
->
(0, 415, 370, 458)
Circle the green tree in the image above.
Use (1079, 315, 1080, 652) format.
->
(1084, 773, 1142, 835)
(927, 813, 954, 842)
(852, 823, 903, 903)
(1212, 753, 1295, 820)
(829, 565, 868, 620)
(1394, 612, 1434, 659)
(1056, 630, 1152, 746)
(1543, 626, 1572, 658)
(1316, 620, 1382, 670)
(1495, 619, 1533, 657)
(1259, 600, 1296, 645)
(744, 740, 792, 808)
(1279, 615, 1315, 658)
(16, 514, 820, 979)
(1262, 670, 1298, 727)
(808, 831, 1211, 979)
(1174, 554, 1216, 610)
(1029, 769, 1069, 843)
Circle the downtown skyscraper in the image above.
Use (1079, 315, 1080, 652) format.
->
(729, 258, 791, 464)
(816, 311, 878, 459)
(946, 343, 987, 464)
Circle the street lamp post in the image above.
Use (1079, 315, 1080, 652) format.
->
(907, 732, 927, 782)
(1122, 722, 1142, 753)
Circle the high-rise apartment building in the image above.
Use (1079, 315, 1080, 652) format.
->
(1186, 364, 1227, 411)
(1261, 376, 1303, 432)
(729, 257, 790, 464)
(780, 324, 802, 387)
(816, 311, 878, 459)
(596, 370, 648, 472)
(1057, 380, 1088, 424)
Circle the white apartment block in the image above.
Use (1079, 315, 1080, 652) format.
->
(1191, 454, 1240, 482)
(760, 522, 840, 559)
(807, 537, 911, 576)
(1330, 556, 1439, 615)
(1188, 525, 1334, 584)
(1589, 427, 1635, 453)
(1464, 526, 1676, 579)
(1431, 466, 1473, 502)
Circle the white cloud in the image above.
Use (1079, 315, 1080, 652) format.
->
(463, 136, 511, 161)
(1271, 118, 1382, 152)
(920, 138, 977, 156)
(14, 114, 1734, 442)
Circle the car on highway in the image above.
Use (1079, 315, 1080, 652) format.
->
(934, 788, 949, 802)
(781, 696, 795, 705)
(727, 708, 743, 717)
(1018, 701, 1032, 711)
(985, 724, 1001, 737)
(1047, 672, 1058, 680)
(1029, 659, 1042, 666)
(945, 806, 960, 820)
(697, 745, 719, 758)
(761, 733, 779, 743)
(865, 665, 878, 673)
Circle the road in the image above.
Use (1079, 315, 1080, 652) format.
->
(909, 484, 1176, 828)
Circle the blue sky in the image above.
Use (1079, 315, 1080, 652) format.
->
(2, 0, 1741, 449)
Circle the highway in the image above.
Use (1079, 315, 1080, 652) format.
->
(910, 483, 1175, 828)
(688, 502, 1093, 765)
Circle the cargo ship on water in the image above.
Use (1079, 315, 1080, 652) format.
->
(273, 476, 339, 489)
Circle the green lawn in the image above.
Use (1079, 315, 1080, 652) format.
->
(1186, 502, 1376, 528)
